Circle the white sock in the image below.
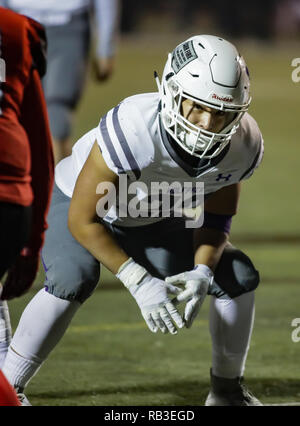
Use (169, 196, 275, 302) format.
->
(2, 347, 42, 390)
(0, 300, 12, 369)
(2, 289, 80, 389)
(209, 291, 255, 379)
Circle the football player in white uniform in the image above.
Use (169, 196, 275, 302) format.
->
(2, 35, 264, 406)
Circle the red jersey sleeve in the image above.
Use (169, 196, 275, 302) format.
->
(0, 8, 54, 253)
(20, 67, 54, 254)
(23, 18, 54, 253)
(25, 16, 47, 78)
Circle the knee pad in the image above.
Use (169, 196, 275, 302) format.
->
(210, 246, 260, 299)
(44, 257, 100, 304)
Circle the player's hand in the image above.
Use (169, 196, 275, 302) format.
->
(132, 275, 185, 334)
(0, 248, 40, 300)
(117, 258, 185, 334)
(93, 56, 115, 82)
(165, 265, 214, 328)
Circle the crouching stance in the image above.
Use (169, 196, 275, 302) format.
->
(2, 35, 264, 406)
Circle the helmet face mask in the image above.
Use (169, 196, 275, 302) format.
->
(159, 35, 251, 159)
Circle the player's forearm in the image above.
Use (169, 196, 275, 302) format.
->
(94, 0, 120, 58)
(193, 228, 228, 271)
(22, 69, 54, 253)
(69, 221, 129, 274)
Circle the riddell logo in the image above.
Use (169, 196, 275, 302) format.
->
(212, 94, 233, 102)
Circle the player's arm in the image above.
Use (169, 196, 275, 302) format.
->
(20, 68, 54, 254)
(1, 70, 54, 301)
(194, 182, 241, 270)
(92, 0, 120, 81)
(166, 183, 240, 328)
(0, 17, 53, 301)
(68, 141, 128, 274)
(69, 142, 184, 334)
(20, 17, 53, 255)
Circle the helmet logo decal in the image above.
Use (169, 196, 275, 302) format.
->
(212, 93, 233, 102)
(172, 40, 198, 74)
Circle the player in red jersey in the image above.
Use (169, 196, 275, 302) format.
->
(0, 7, 54, 405)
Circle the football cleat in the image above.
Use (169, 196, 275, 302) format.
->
(205, 369, 263, 406)
(15, 387, 32, 406)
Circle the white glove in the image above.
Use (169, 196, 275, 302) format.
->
(116, 258, 185, 334)
(165, 264, 214, 328)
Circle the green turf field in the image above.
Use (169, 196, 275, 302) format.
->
(7, 37, 300, 406)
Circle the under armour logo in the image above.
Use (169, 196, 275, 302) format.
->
(216, 173, 232, 182)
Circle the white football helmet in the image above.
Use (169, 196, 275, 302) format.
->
(157, 35, 251, 159)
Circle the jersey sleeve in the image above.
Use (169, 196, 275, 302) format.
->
(237, 114, 264, 181)
(239, 135, 264, 181)
(95, 100, 154, 181)
(93, 0, 120, 58)
(25, 16, 47, 78)
(20, 67, 54, 253)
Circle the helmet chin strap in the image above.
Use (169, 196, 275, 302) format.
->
(154, 71, 161, 92)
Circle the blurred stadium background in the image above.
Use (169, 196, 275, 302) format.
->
(8, 0, 300, 405)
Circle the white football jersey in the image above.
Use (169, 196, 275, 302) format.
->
(55, 92, 264, 227)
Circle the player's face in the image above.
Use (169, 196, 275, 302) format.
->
(181, 99, 235, 133)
